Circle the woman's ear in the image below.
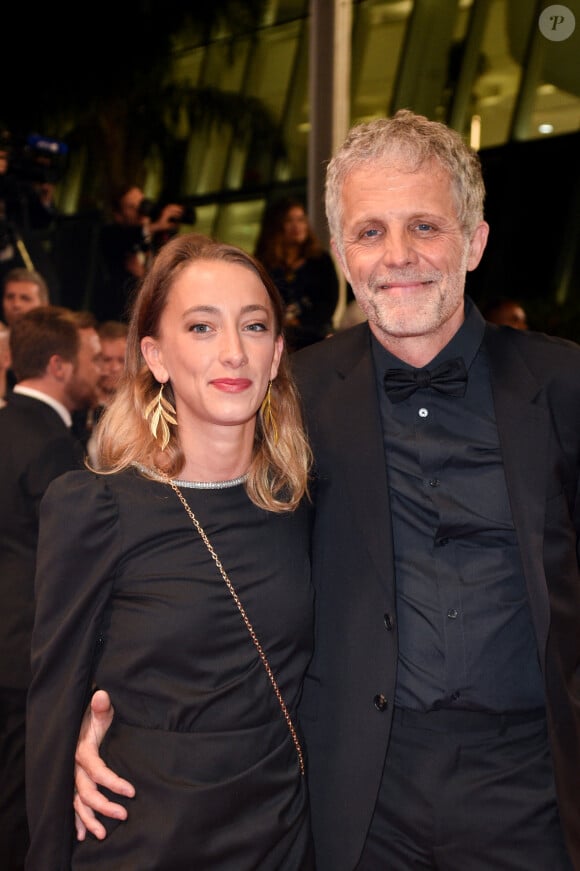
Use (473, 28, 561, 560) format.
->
(270, 334, 284, 381)
(141, 336, 168, 383)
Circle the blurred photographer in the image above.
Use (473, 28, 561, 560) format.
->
(96, 185, 193, 322)
(0, 132, 26, 278)
(0, 130, 65, 295)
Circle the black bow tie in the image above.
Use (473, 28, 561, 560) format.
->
(383, 357, 468, 403)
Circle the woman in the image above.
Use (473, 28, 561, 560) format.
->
(25, 233, 314, 870)
(254, 197, 339, 351)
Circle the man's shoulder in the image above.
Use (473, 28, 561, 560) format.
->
(485, 323, 580, 367)
(291, 322, 369, 378)
(484, 326, 580, 409)
(0, 395, 74, 463)
(1, 392, 66, 423)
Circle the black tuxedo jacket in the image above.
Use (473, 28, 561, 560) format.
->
(292, 319, 580, 871)
(0, 393, 85, 690)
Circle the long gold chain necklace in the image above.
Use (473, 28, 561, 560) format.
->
(167, 478, 305, 776)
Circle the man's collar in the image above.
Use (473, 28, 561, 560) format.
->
(371, 296, 485, 373)
(13, 385, 73, 427)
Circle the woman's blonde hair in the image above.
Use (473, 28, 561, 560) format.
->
(92, 232, 312, 512)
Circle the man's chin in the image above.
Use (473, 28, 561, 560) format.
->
(374, 309, 430, 334)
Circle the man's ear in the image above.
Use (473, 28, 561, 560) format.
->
(467, 221, 489, 272)
(141, 336, 168, 382)
(47, 354, 73, 382)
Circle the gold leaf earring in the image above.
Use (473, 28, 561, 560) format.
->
(260, 380, 278, 444)
(144, 383, 177, 450)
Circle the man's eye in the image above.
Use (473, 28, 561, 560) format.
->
(246, 322, 267, 332)
(362, 228, 380, 238)
(415, 223, 434, 232)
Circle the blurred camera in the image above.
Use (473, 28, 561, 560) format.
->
(7, 133, 69, 185)
(138, 198, 197, 226)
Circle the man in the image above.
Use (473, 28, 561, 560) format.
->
(0, 320, 10, 405)
(482, 295, 529, 330)
(96, 185, 184, 322)
(84, 320, 128, 464)
(1, 268, 51, 395)
(0, 133, 61, 296)
(0, 306, 101, 870)
(1, 268, 49, 328)
(94, 319, 128, 406)
(74, 110, 580, 869)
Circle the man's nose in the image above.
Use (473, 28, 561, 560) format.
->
(380, 229, 418, 266)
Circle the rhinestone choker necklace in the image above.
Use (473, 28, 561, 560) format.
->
(135, 464, 248, 490)
(171, 474, 248, 490)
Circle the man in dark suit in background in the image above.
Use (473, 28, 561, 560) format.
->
(74, 110, 580, 870)
(0, 305, 101, 870)
(96, 185, 184, 323)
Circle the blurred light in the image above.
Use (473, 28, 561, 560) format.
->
(470, 115, 481, 151)
(538, 123, 554, 134)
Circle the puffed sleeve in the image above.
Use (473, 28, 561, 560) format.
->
(25, 470, 121, 871)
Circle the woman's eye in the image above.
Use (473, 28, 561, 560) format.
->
(189, 323, 211, 333)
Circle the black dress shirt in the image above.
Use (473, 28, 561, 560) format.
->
(372, 297, 544, 713)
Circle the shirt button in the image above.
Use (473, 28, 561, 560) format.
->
(383, 613, 394, 631)
(435, 537, 449, 547)
(451, 691, 461, 701)
(447, 608, 458, 619)
(374, 694, 388, 712)
(428, 478, 440, 487)
(418, 408, 428, 418)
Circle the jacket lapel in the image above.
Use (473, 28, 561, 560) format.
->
(329, 327, 395, 588)
(485, 328, 551, 652)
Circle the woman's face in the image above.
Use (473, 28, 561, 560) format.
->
(141, 259, 283, 438)
(282, 206, 309, 245)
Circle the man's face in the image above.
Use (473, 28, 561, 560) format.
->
(98, 336, 126, 398)
(116, 187, 144, 226)
(64, 328, 102, 411)
(0, 329, 10, 373)
(335, 159, 488, 358)
(487, 302, 528, 330)
(2, 280, 43, 326)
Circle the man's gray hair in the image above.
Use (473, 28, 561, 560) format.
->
(325, 109, 486, 257)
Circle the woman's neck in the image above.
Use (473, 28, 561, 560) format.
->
(176, 420, 254, 483)
(282, 241, 303, 267)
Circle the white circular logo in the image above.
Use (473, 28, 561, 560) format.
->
(538, 4, 576, 41)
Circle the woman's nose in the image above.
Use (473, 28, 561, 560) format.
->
(219, 331, 247, 366)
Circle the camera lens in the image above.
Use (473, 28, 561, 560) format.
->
(138, 198, 157, 219)
(180, 204, 196, 225)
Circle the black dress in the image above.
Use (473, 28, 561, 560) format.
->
(26, 468, 314, 871)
